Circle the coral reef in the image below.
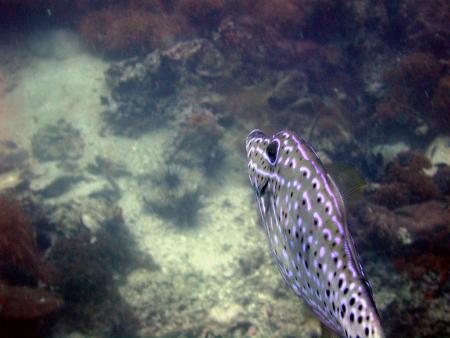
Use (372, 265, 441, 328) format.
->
(31, 119, 84, 162)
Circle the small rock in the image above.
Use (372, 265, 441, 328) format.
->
(32, 119, 84, 162)
(35, 175, 84, 198)
(209, 303, 244, 325)
(103, 50, 179, 136)
(425, 136, 450, 175)
(372, 142, 410, 167)
(0, 171, 24, 191)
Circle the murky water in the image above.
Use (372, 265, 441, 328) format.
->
(0, 1, 448, 337)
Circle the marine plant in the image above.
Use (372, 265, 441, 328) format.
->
(431, 75, 450, 134)
(375, 52, 444, 133)
(176, 0, 228, 29)
(372, 151, 441, 209)
(0, 196, 63, 336)
(433, 165, 450, 195)
(142, 163, 203, 228)
(252, 0, 305, 36)
(399, 0, 450, 54)
(351, 196, 449, 338)
(31, 119, 84, 162)
(48, 211, 144, 336)
(0, 68, 4, 123)
(78, 3, 190, 56)
(172, 108, 225, 176)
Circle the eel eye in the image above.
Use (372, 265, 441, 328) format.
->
(266, 140, 279, 165)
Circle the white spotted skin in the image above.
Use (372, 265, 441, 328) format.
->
(246, 130, 385, 338)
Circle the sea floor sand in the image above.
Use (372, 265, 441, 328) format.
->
(0, 30, 318, 337)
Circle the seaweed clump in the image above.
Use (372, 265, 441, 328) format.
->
(48, 209, 146, 337)
(352, 197, 449, 338)
(31, 119, 84, 162)
(372, 151, 441, 209)
(172, 108, 225, 175)
(354, 152, 449, 337)
(374, 52, 446, 135)
(142, 163, 203, 228)
(399, 0, 450, 54)
(0, 196, 63, 337)
(79, 3, 191, 56)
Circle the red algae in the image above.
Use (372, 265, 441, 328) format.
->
(399, 0, 450, 53)
(375, 52, 444, 124)
(176, 0, 227, 29)
(0, 68, 5, 131)
(0, 196, 45, 283)
(254, 0, 305, 33)
(431, 75, 450, 133)
(79, 5, 190, 55)
(0, 196, 63, 336)
(372, 151, 441, 208)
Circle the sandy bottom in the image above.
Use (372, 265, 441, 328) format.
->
(0, 30, 316, 337)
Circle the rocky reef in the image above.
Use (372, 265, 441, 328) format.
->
(0, 0, 448, 337)
(102, 51, 180, 136)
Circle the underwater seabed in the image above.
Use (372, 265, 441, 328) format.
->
(0, 24, 449, 337)
(0, 30, 326, 337)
